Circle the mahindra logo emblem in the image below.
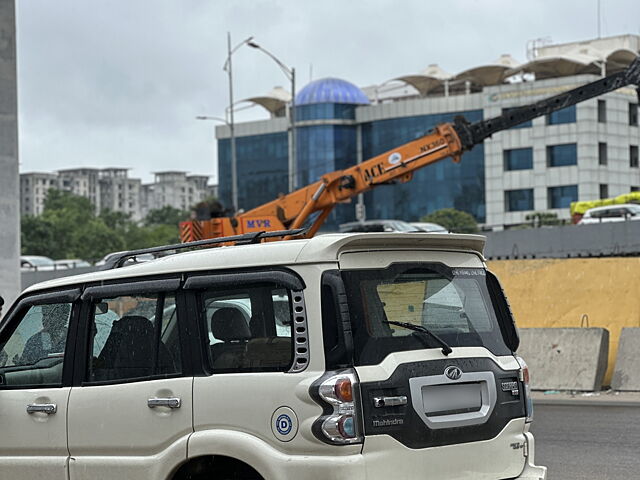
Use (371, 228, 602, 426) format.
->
(444, 366, 462, 380)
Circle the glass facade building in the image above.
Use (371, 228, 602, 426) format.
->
(361, 111, 485, 223)
(219, 108, 485, 228)
(218, 132, 289, 211)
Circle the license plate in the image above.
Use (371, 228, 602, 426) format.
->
(422, 382, 482, 415)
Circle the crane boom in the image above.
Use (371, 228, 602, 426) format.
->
(181, 56, 640, 242)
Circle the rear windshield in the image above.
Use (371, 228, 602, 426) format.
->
(341, 263, 511, 365)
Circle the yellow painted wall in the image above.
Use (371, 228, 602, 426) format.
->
(488, 258, 640, 385)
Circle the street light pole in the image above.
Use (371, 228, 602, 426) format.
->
(222, 33, 253, 213)
(290, 67, 296, 192)
(226, 33, 238, 213)
(247, 41, 297, 192)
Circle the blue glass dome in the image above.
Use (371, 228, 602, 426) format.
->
(295, 77, 370, 105)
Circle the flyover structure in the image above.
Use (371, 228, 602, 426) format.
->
(0, 0, 19, 314)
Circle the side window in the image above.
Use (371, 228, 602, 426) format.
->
(87, 292, 181, 383)
(0, 302, 72, 387)
(200, 284, 293, 373)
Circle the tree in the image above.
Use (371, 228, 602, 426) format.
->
(420, 208, 479, 234)
(21, 215, 57, 257)
(72, 220, 125, 262)
(21, 190, 196, 262)
(144, 206, 189, 227)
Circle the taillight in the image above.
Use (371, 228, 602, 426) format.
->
(314, 370, 363, 445)
(516, 355, 533, 423)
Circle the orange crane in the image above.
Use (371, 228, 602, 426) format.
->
(181, 56, 640, 242)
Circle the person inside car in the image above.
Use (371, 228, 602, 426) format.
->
(20, 304, 71, 364)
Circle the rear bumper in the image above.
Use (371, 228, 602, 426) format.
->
(243, 418, 546, 480)
(512, 432, 547, 480)
(356, 419, 545, 480)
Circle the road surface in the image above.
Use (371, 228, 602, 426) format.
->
(530, 404, 640, 479)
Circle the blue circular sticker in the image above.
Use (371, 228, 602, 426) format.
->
(276, 414, 292, 435)
(271, 407, 298, 441)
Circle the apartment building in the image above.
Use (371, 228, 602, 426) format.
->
(20, 168, 214, 222)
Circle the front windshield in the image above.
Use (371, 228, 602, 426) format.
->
(628, 205, 640, 215)
(28, 257, 54, 267)
(341, 263, 511, 366)
(390, 221, 421, 232)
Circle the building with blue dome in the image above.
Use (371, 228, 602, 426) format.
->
(217, 75, 484, 229)
(294, 79, 369, 223)
(217, 34, 640, 229)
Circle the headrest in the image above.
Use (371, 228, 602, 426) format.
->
(211, 307, 251, 341)
(111, 315, 154, 338)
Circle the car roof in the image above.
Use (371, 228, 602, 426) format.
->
(22, 233, 486, 295)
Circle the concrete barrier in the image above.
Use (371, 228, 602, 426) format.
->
(611, 328, 640, 391)
(517, 328, 609, 391)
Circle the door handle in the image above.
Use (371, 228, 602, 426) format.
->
(147, 397, 181, 409)
(26, 403, 57, 414)
(373, 395, 408, 408)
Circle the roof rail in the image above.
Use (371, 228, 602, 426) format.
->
(99, 228, 308, 271)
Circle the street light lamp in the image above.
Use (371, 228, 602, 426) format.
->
(196, 115, 229, 124)
(246, 40, 297, 192)
(221, 33, 254, 213)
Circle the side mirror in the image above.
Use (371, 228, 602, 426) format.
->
(95, 302, 108, 315)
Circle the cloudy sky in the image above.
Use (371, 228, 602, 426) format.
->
(15, 0, 640, 184)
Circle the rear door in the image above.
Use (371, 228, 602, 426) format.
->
(0, 290, 80, 480)
(67, 279, 192, 480)
(339, 250, 528, 479)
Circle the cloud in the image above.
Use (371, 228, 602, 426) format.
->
(15, 0, 640, 183)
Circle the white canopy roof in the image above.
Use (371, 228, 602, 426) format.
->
(241, 86, 291, 115)
(391, 64, 452, 96)
(454, 54, 520, 86)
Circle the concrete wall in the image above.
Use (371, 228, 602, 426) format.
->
(485, 221, 640, 260)
(518, 328, 609, 391)
(0, 0, 19, 318)
(611, 328, 640, 391)
(489, 257, 640, 386)
(21, 266, 99, 291)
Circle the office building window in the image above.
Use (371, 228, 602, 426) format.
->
(502, 107, 532, 129)
(629, 103, 638, 126)
(597, 100, 607, 123)
(546, 105, 576, 125)
(505, 189, 534, 212)
(629, 145, 639, 168)
(504, 147, 533, 171)
(548, 185, 578, 209)
(599, 142, 608, 166)
(547, 143, 577, 167)
(599, 184, 608, 199)
(631, 186, 640, 192)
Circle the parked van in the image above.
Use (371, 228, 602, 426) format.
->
(0, 233, 546, 480)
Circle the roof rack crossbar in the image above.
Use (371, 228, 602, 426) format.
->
(101, 228, 308, 270)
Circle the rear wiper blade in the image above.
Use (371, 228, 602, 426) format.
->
(383, 320, 453, 356)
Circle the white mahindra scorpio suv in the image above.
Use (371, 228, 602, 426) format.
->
(0, 232, 546, 480)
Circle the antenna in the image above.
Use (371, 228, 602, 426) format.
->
(526, 37, 553, 61)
